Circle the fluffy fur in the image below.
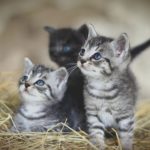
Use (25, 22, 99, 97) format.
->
(77, 24, 137, 150)
(11, 58, 72, 132)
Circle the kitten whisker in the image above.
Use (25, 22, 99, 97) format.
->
(67, 65, 77, 73)
(66, 63, 77, 70)
(67, 65, 77, 72)
(68, 66, 77, 77)
(66, 63, 77, 66)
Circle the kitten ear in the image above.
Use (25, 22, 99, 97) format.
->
(78, 24, 88, 40)
(87, 24, 98, 40)
(44, 26, 55, 33)
(53, 67, 69, 90)
(24, 57, 34, 72)
(111, 33, 130, 58)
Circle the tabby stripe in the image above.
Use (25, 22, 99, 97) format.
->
(47, 84, 55, 99)
(119, 123, 134, 132)
(119, 127, 133, 132)
(129, 120, 134, 126)
(97, 117, 103, 124)
(86, 107, 98, 115)
(104, 58, 112, 71)
(102, 85, 117, 92)
(85, 87, 119, 100)
(18, 109, 47, 120)
(88, 121, 105, 128)
(86, 113, 97, 117)
(87, 84, 117, 92)
(91, 125, 104, 131)
(116, 116, 132, 124)
(85, 106, 98, 111)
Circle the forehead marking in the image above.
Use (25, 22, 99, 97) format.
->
(24, 65, 51, 83)
(82, 43, 100, 60)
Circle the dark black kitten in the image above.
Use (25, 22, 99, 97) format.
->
(44, 25, 88, 131)
(44, 24, 88, 66)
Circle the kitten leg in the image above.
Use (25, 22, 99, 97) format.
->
(10, 124, 27, 132)
(10, 126, 18, 132)
(87, 111, 105, 149)
(117, 116, 134, 150)
(31, 126, 47, 132)
(10, 116, 26, 132)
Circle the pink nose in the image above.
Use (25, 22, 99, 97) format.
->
(25, 83, 30, 88)
(80, 59, 86, 64)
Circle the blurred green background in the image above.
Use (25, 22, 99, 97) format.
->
(0, 0, 150, 99)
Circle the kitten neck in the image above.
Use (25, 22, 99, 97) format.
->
(19, 100, 52, 119)
(85, 73, 111, 85)
(85, 76, 114, 91)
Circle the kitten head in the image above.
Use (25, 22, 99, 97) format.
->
(44, 24, 88, 66)
(77, 24, 131, 78)
(19, 58, 68, 104)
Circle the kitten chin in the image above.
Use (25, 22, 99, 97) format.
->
(77, 61, 104, 79)
(19, 84, 47, 102)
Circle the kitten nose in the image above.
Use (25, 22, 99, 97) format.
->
(25, 83, 30, 88)
(80, 59, 86, 64)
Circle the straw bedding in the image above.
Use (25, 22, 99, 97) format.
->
(0, 72, 150, 150)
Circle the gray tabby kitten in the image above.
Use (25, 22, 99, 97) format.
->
(77, 25, 137, 150)
(11, 58, 68, 132)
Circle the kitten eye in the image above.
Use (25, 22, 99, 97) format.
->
(79, 49, 85, 56)
(92, 52, 102, 60)
(21, 75, 28, 82)
(63, 46, 71, 53)
(35, 80, 45, 86)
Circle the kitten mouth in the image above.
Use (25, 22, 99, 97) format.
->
(24, 89, 29, 94)
(24, 88, 29, 92)
(23, 90, 35, 96)
(77, 61, 88, 70)
(77, 62, 95, 73)
(23, 88, 31, 94)
(77, 62, 88, 72)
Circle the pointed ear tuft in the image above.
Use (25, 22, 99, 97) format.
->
(24, 57, 34, 72)
(78, 24, 88, 40)
(54, 67, 69, 89)
(87, 24, 98, 40)
(111, 33, 130, 57)
(44, 26, 55, 33)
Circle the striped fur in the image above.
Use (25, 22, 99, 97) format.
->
(11, 58, 69, 132)
(77, 25, 137, 150)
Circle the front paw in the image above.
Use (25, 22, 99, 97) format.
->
(10, 126, 18, 132)
(90, 135, 105, 150)
(31, 126, 47, 132)
(10, 126, 26, 132)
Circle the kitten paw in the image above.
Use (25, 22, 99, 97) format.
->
(90, 136, 105, 150)
(31, 126, 47, 132)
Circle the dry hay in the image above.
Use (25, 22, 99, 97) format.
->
(0, 72, 150, 150)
